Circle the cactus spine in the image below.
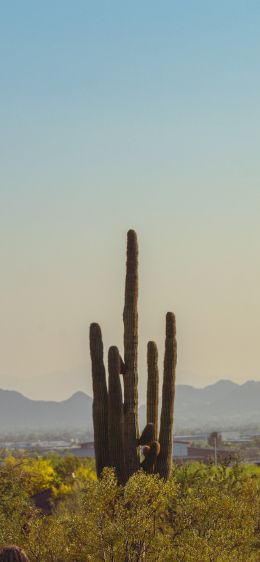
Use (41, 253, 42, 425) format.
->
(90, 231, 177, 481)
(89, 323, 109, 477)
(123, 229, 139, 477)
(156, 313, 177, 479)
(108, 346, 125, 484)
(147, 341, 159, 440)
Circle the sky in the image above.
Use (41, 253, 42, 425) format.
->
(0, 1, 260, 401)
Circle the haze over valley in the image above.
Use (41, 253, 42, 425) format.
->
(0, 379, 259, 437)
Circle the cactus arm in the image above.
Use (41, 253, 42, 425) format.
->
(140, 441, 160, 474)
(147, 341, 159, 440)
(108, 346, 126, 484)
(89, 323, 110, 477)
(139, 422, 155, 446)
(157, 312, 177, 480)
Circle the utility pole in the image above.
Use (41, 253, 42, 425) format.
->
(214, 436, 218, 465)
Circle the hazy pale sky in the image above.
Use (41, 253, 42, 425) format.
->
(1, 1, 260, 400)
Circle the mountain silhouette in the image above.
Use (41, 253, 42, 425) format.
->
(0, 380, 259, 434)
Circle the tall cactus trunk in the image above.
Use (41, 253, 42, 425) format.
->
(123, 229, 139, 478)
(89, 323, 109, 477)
(147, 341, 159, 440)
(108, 346, 126, 484)
(157, 313, 177, 479)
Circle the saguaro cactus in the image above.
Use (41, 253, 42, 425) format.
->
(156, 313, 177, 479)
(123, 229, 140, 478)
(89, 323, 109, 477)
(147, 341, 159, 440)
(90, 231, 177, 481)
(108, 346, 125, 484)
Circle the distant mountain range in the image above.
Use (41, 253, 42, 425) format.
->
(140, 379, 260, 431)
(0, 380, 259, 434)
(0, 390, 92, 433)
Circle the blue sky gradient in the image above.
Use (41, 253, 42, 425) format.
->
(1, 2, 260, 399)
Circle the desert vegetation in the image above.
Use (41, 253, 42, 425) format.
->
(0, 454, 259, 561)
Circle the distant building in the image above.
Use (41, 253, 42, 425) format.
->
(172, 438, 240, 464)
(173, 440, 189, 459)
(1, 437, 241, 466)
(62, 441, 95, 458)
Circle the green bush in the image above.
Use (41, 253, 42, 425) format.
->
(0, 456, 259, 561)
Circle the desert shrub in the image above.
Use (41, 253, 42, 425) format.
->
(0, 456, 259, 561)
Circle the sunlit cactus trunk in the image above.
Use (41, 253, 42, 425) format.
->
(108, 346, 125, 484)
(147, 341, 159, 440)
(89, 323, 109, 477)
(123, 229, 140, 478)
(156, 313, 177, 479)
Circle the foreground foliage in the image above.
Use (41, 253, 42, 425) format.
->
(0, 455, 259, 561)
